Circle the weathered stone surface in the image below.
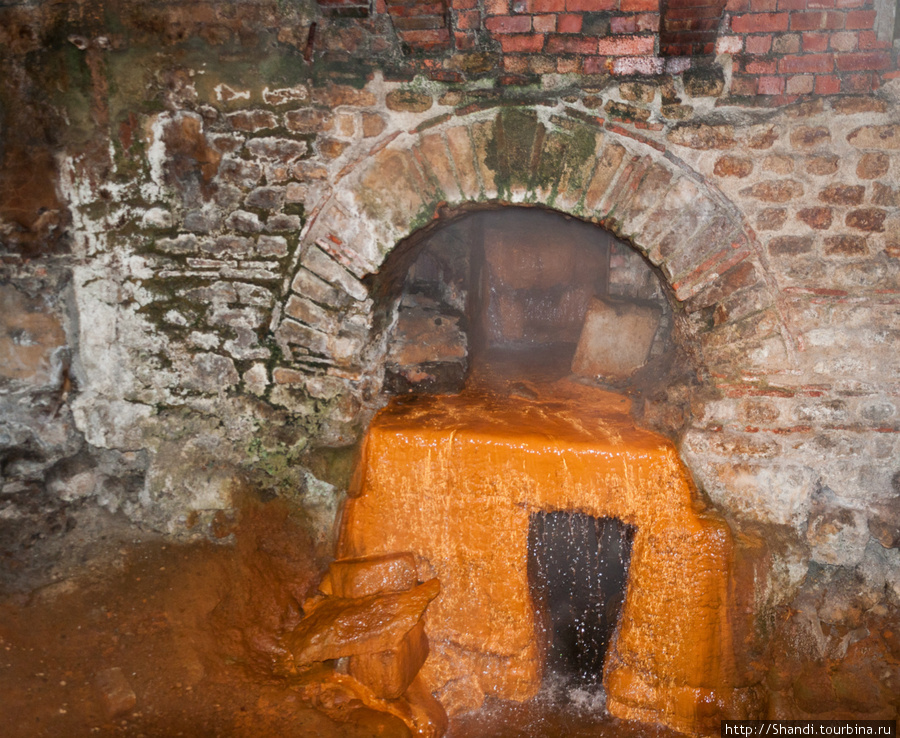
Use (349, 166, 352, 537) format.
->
(825, 235, 868, 256)
(845, 208, 886, 232)
(284, 578, 440, 664)
(848, 124, 900, 149)
(386, 307, 466, 367)
(285, 295, 339, 333)
(329, 553, 419, 598)
(362, 112, 386, 138)
(746, 125, 778, 149)
(790, 126, 830, 148)
(204, 236, 254, 259)
(301, 246, 369, 302)
(415, 133, 463, 203)
(792, 663, 837, 714)
(312, 84, 377, 108)
(604, 99, 651, 122)
(317, 138, 349, 160)
(619, 81, 656, 102)
(769, 235, 814, 256)
(265, 214, 302, 232)
(94, 667, 137, 719)
(155, 234, 199, 254)
(805, 155, 839, 176)
(572, 298, 662, 380)
(807, 499, 869, 567)
(257, 235, 288, 258)
(245, 186, 285, 211)
(682, 65, 725, 97)
(245, 137, 308, 162)
(667, 123, 735, 150)
(833, 97, 887, 115)
(872, 182, 900, 207)
(225, 210, 263, 233)
(757, 208, 788, 231)
(0, 285, 67, 387)
(582, 141, 626, 213)
(183, 209, 222, 233)
(740, 179, 804, 203)
(797, 207, 832, 230)
(763, 154, 794, 174)
(291, 268, 352, 309)
(819, 184, 865, 205)
(713, 155, 753, 178)
(355, 147, 434, 232)
(181, 353, 240, 393)
(856, 152, 889, 179)
(228, 109, 278, 132)
(444, 125, 481, 200)
(386, 90, 433, 113)
(218, 157, 263, 188)
(284, 108, 332, 134)
(349, 619, 429, 699)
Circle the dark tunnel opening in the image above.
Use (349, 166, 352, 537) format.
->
(527, 511, 636, 686)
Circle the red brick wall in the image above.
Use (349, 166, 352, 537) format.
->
(328, 0, 897, 96)
(718, 0, 897, 97)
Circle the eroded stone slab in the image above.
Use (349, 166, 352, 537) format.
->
(572, 297, 662, 380)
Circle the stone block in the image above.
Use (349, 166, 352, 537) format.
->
(0, 285, 66, 387)
(245, 137, 308, 162)
(807, 494, 869, 567)
(667, 123, 735, 150)
(225, 210, 262, 233)
(445, 125, 481, 200)
(285, 578, 440, 664)
(348, 619, 429, 699)
(386, 89, 433, 113)
(329, 552, 419, 598)
(181, 353, 240, 394)
(847, 124, 900, 149)
(94, 667, 137, 718)
(386, 307, 467, 366)
(245, 186, 285, 211)
(714, 155, 753, 178)
(302, 246, 369, 302)
(740, 179, 804, 202)
(805, 155, 839, 176)
(572, 298, 662, 380)
(683, 65, 726, 97)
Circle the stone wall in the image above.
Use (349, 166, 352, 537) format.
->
(1, 0, 899, 718)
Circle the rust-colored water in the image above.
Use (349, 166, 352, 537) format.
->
(0, 499, 410, 737)
(341, 350, 748, 734)
(0, 351, 742, 736)
(0, 502, 685, 737)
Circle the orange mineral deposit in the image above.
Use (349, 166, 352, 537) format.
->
(339, 369, 758, 735)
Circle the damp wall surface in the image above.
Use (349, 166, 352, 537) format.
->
(1, 0, 899, 716)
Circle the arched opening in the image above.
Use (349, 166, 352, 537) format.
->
(275, 112, 781, 735)
(332, 204, 755, 735)
(369, 206, 675, 403)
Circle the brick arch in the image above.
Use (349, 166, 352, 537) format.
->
(273, 106, 792, 385)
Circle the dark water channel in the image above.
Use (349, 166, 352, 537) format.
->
(528, 512, 636, 686)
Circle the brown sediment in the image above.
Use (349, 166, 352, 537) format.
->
(339, 357, 754, 735)
(0, 495, 411, 737)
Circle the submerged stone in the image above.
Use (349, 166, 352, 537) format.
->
(285, 578, 440, 665)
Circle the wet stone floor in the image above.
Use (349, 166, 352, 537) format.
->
(0, 505, 684, 738)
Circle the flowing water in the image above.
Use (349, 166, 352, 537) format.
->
(341, 348, 740, 735)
